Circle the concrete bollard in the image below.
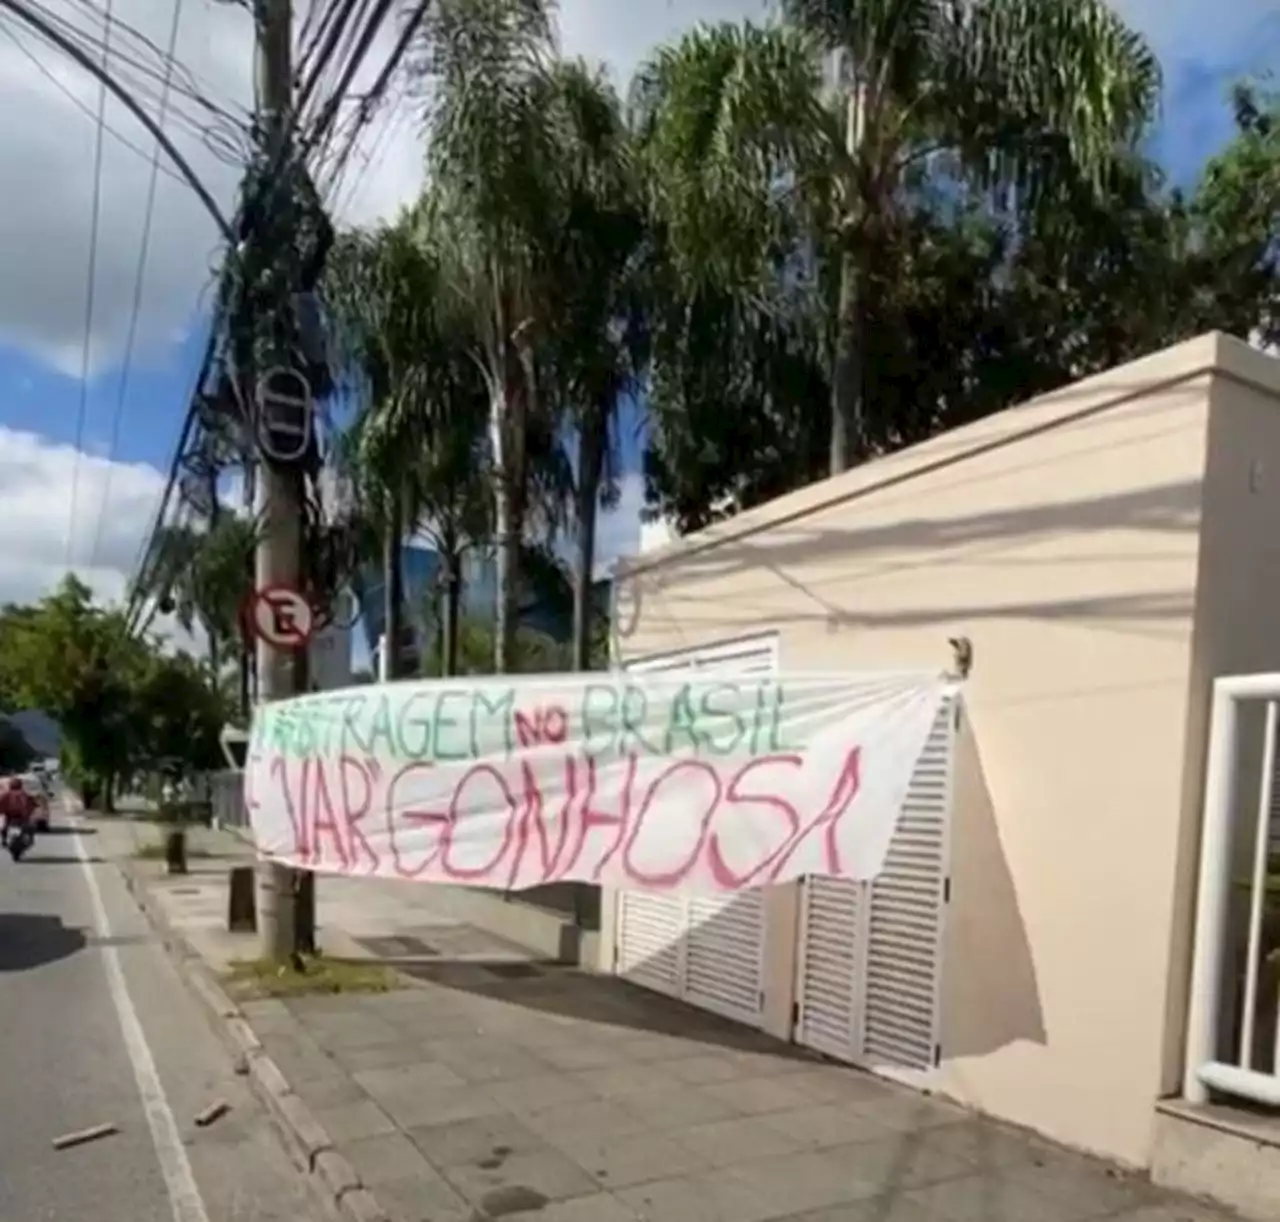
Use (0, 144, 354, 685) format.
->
(165, 828, 187, 875)
(227, 865, 257, 933)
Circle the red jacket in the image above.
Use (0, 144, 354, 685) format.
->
(0, 789, 33, 822)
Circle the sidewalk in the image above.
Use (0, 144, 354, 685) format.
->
(96, 817, 1230, 1222)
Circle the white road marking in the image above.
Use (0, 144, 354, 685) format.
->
(70, 816, 211, 1222)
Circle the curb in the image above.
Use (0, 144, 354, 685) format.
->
(116, 860, 389, 1222)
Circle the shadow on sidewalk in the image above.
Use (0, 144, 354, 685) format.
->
(353, 954, 808, 1056)
(0, 912, 86, 971)
(25, 855, 104, 865)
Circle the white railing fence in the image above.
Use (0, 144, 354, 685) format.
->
(1185, 673, 1280, 1108)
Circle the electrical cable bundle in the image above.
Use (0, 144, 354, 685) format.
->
(49, 0, 437, 629)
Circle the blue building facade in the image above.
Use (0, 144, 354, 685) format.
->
(355, 544, 442, 659)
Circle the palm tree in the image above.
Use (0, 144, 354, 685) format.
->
(540, 60, 648, 672)
(421, 614, 568, 676)
(326, 213, 493, 679)
(634, 0, 1161, 474)
(135, 515, 257, 699)
(412, 0, 574, 674)
(327, 224, 418, 681)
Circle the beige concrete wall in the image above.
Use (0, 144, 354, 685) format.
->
(610, 334, 1280, 1167)
(1158, 343, 1280, 1094)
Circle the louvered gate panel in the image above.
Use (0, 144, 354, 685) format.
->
(615, 638, 777, 1028)
(615, 651, 706, 1004)
(860, 696, 956, 1071)
(679, 646, 773, 1025)
(617, 892, 685, 998)
(685, 891, 766, 1025)
(795, 876, 865, 1059)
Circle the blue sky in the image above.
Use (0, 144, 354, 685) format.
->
(1149, 18, 1280, 185)
(0, 0, 1275, 617)
(0, 323, 208, 463)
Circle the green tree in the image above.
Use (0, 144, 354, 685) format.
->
(133, 515, 258, 705)
(0, 717, 35, 772)
(412, 0, 580, 673)
(540, 60, 648, 671)
(329, 222, 431, 681)
(0, 578, 239, 807)
(636, 1, 1161, 476)
(133, 651, 231, 782)
(1183, 83, 1280, 346)
(420, 615, 568, 676)
(0, 577, 149, 810)
(327, 214, 492, 680)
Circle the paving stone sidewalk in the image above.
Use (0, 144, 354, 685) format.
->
(97, 817, 1232, 1222)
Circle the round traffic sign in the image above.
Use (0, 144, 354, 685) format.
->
(247, 584, 315, 649)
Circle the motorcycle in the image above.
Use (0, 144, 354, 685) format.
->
(6, 822, 34, 861)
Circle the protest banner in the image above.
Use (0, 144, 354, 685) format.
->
(244, 670, 949, 895)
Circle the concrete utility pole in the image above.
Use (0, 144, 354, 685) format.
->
(253, 0, 304, 962)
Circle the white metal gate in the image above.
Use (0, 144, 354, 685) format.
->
(794, 691, 958, 1073)
(614, 636, 778, 1027)
(1185, 674, 1280, 1107)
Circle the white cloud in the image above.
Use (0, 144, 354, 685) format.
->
(0, 2, 775, 371)
(0, 425, 162, 606)
(0, 0, 248, 373)
(0, 426, 212, 659)
(0, 0, 1264, 375)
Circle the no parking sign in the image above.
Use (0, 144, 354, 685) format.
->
(244, 585, 315, 650)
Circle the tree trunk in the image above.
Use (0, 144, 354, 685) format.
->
(207, 629, 220, 693)
(829, 245, 864, 475)
(383, 496, 405, 681)
(440, 547, 462, 679)
(572, 409, 606, 672)
(491, 388, 524, 676)
(830, 88, 866, 477)
(239, 543, 256, 714)
(237, 635, 251, 721)
(103, 772, 116, 814)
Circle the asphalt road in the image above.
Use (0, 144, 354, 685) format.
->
(0, 815, 326, 1222)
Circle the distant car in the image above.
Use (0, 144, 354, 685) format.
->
(19, 773, 50, 831)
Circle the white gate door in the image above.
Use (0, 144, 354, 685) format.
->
(794, 691, 958, 1074)
(614, 637, 777, 1028)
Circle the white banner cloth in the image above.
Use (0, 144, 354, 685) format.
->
(244, 670, 949, 895)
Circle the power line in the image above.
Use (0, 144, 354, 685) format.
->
(88, 0, 185, 571)
(0, 16, 188, 186)
(63, 0, 113, 576)
(0, 0, 232, 238)
(124, 324, 216, 634)
(305, 0, 428, 191)
(301, 0, 395, 154)
(21, 0, 253, 167)
(328, 77, 407, 213)
(53, 0, 248, 123)
(128, 0, 430, 629)
(296, 0, 341, 81)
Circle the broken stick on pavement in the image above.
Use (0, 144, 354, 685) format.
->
(53, 1122, 118, 1150)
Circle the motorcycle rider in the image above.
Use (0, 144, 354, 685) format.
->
(0, 775, 34, 849)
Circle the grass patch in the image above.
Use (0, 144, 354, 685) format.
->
(223, 954, 399, 1000)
